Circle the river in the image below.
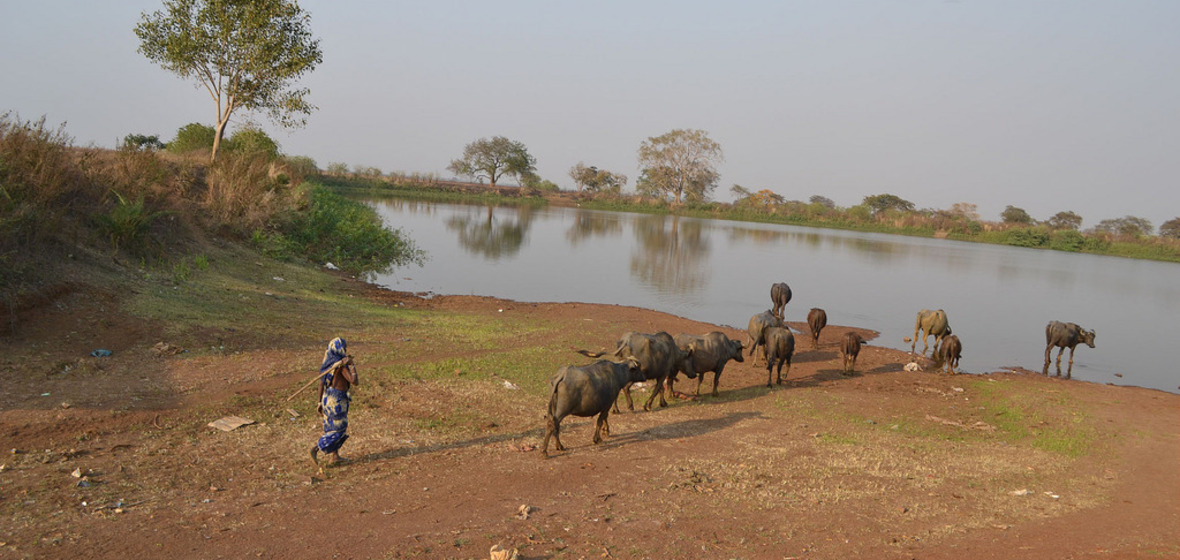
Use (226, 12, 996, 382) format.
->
(368, 199, 1179, 394)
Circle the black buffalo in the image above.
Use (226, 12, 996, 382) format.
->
(936, 334, 962, 374)
(541, 358, 645, 458)
(763, 326, 795, 386)
(578, 331, 693, 412)
(807, 308, 827, 349)
(771, 282, 792, 319)
(841, 332, 865, 375)
(670, 331, 745, 397)
(1043, 321, 1096, 378)
(746, 310, 784, 366)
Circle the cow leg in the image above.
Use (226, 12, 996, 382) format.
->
(1055, 348, 1065, 376)
(541, 415, 555, 457)
(781, 356, 791, 383)
(622, 383, 635, 411)
(643, 375, 668, 411)
(711, 368, 722, 397)
(593, 410, 610, 444)
(695, 374, 704, 397)
(766, 361, 774, 388)
(1043, 345, 1052, 375)
(548, 414, 565, 452)
(1066, 347, 1076, 379)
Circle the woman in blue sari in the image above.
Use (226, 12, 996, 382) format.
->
(311, 337, 359, 466)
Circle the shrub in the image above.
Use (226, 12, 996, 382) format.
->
(226, 126, 280, 159)
(122, 133, 166, 151)
(1050, 229, 1086, 252)
(168, 123, 215, 155)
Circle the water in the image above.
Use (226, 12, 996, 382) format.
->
(369, 199, 1180, 394)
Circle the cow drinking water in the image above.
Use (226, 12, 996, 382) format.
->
(912, 309, 951, 356)
(1043, 321, 1096, 378)
(936, 334, 962, 374)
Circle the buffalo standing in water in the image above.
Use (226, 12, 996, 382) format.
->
(1043, 321, 1096, 378)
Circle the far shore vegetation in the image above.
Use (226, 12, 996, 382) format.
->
(320, 171, 1180, 264)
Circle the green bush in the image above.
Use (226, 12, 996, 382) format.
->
(93, 191, 165, 254)
(168, 123, 215, 154)
(1050, 229, 1086, 252)
(226, 126, 280, 159)
(1005, 227, 1050, 248)
(258, 184, 425, 276)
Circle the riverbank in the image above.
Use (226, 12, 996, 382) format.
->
(322, 174, 1180, 263)
(1, 247, 1176, 559)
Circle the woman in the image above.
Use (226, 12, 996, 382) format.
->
(311, 337, 358, 466)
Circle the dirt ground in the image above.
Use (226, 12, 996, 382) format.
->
(1, 277, 1177, 560)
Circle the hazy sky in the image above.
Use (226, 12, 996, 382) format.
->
(3, 1, 1178, 229)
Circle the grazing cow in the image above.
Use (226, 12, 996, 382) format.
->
(747, 310, 784, 366)
(670, 332, 745, 397)
(1043, 321, 1096, 378)
(911, 309, 951, 356)
(936, 334, 962, 374)
(541, 358, 645, 458)
(771, 282, 792, 319)
(763, 327, 795, 386)
(841, 332, 865, 375)
(578, 331, 693, 412)
(807, 308, 827, 349)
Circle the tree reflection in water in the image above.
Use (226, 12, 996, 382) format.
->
(630, 214, 710, 295)
(566, 209, 623, 246)
(445, 205, 534, 260)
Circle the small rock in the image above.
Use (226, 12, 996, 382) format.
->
(60, 402, 71, 409)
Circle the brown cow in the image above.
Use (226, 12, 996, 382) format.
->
(936, 334, 962, 374)
(841, 332, 865, 375)
(912, 309, 951, 356)
(807, 308, 827, 349)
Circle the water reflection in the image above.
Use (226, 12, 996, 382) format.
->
(630, 215, 710, 295)
(444, 205, 534, 260)
(566, 209, 623, 246)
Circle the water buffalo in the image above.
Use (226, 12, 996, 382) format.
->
(771, 282, 792, 319)
(578, 331, 693, 412)
(541, 358, 645, 458)
(746, 310, 784, 366)
(911, 309, 951, 356)
(806, 308, 827, 349)
(670, 331, 745, 397)
(841, 332, 865, 375)
(1043, 321, 1096, 378)
(763, 326, 795, 386)
(936, 334, 962, 374)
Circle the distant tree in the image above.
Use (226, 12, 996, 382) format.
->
(1046, 210, 1083, 230)
(862, 193, 915, 215)
(283, 155, 318, 178)
(325, 162, 348, 175)
(122, 133, 165, 151)
(136, 0, 323, 162)
(447, 136, 536, 187)
(809, 195, 835, 208)
(1001, 205, 1034, 224)
(749, 189, 785, 208)
(569, 162, 626, 193)
(948, 202, 979, 221)
(168, 122, 216, 154)
(1094, 216, 1153, 237)
(1159, 217, 1180, 239)
(226, 125, 280, 159)
(636, 128, 723, 203)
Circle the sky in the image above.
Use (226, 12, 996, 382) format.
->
(3, 1, 1178, 229)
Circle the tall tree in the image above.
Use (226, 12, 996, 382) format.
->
(862, 194, 915, 215)
(136, 0, 322, 162)
(1046, 210, 1083, 230)
(569, 163, 626, 193)
(637, 129, 723, 203)
(447, 136, 536, 187)
(1001, 205, 1034, 224)
(1094, 216, 1153, 237)
(1159, 217, 1180, 239)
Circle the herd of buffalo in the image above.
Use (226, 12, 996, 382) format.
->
(541, 282, 1097, 457)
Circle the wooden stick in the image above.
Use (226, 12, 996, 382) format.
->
(286, 371, 325, 402)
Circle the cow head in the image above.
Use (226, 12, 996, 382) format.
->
(730, 339, 745, 362)
(1081, 329, 1096, 348)
(624, 357, 646, 383)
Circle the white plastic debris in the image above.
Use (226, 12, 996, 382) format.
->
(904, 362, 921, 372)
(502, 380, 519, 390)
(325, 262, 338, 270)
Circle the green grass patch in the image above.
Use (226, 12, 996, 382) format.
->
(970, 378, 1096, 457)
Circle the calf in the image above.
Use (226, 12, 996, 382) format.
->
(746, 310, 784, 366)
(1043, 321, 1096, 378)
(807, 308, 827, 349)
(912, 309, 951, 356)
(936, 334, 962, 374)
(578, 331, 693, 412)
(542, 358, 644, 458)
(841, 332, 865, 375)
(770, 282, 792, 319)
(763, 327, 795, 386)
(671, 331, 745, 397)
